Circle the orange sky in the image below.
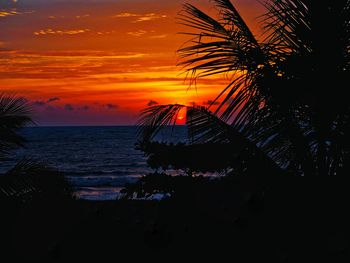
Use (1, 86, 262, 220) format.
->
(0, 0, 263, 125)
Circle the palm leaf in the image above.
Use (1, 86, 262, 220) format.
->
(177, 1, 265, 80)
(1, 159, 74, 200)
(138, 0, 350, 177)
(0, 94, 34, 156)
(137, 104, 186, 142)
(137, 104, 283, 175)
(187, 105, 283, 172)
(260, 0, 311, 53)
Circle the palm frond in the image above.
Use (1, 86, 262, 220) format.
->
(137, 0, 350, 177)
(1, 158, 74, 200)
(137, 104, 186, 142)
(187, 105, 244, 144)
(0, 94, 34, 156)
(137, 104, 283, 175)
(213, 0, 259, 46)
(177, 1, 265, 80)
(177, 0, 273, 150)
(260, 0, 311, 53)
(5, 158, 52, 177)
(187, 105, 283, 172)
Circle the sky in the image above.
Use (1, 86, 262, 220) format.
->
(0, 0, 263, 126)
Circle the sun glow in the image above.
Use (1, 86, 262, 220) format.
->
(175, 107, 187, 125)
(0, 0, 263, 125)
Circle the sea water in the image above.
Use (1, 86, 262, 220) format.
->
(0, 126, 188, 200)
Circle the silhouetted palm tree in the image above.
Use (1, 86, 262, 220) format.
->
(138, 0, 350, 177)
(0, 94, 33, 156)
(0, 94, 73, 199)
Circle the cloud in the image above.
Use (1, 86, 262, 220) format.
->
(33, 101, 46, 107)
(80, 105, 90, 111)
(47, 97, 60, 103)
(46, 105, 56, 111)
(0, 9, 34, 18)
(96, 30, 116, 35)
(105, 103, 118, 110)
(127, 30, 147, 37)
(134, 13, 167, 23)
(48, 14, 90, 19)
(34, 28, 90, 36)
(64, 104, 74, 111)
(203, 100, 220, 106)
(33, 97, 60, 107)
(0, 10, 20, 17)
(149, 34, 168, 39)
(76, 14, 90, 19)
(40, 103, 89, 112)
(113, 12, 167, 23)
(147, 100, 158, 106)
(113, 12, 139, 18)
(48, 15, 65, 19)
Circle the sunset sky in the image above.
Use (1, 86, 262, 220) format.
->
(0, 0, 262, 126)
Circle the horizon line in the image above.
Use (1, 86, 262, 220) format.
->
(27, 124, 187, 128)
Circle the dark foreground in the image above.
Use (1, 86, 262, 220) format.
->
(2, 176, 350, 262)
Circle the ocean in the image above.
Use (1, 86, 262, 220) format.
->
(0, 126, 188, 200)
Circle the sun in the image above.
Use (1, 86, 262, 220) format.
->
(176, 115, 186, 125)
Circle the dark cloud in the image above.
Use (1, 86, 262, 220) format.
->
(203, 100, 220, 106)
(147, 100, 158, 106)
(46, 105, 56, 111)
(106, 103, 118, 110)
(33, 101, 46, 106)
(64, 104, 74, 111)
(33, 97, 60, 107)
(80, 105, 90, 111)
(47, 97, 60, 103)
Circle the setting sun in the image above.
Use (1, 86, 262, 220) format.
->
(1, 1, 349, 260)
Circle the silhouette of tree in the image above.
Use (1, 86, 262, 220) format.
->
(0, 94, 73, 200)
(138, 0, 350, 177)
(0, 94, 33, 157)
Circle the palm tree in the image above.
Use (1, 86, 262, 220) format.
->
(138, 0, 350, 178)
(0, 94, 35, 198)
(0, 94, 33, 157)
(0, 94, 73, 199)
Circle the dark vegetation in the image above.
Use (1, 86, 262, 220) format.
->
(0, 94, 76, 260)
(123, 0, 350, 260)
(1, 0, 350, 261)
(0, 94, 74, 200)
(124, 0, 350, 204)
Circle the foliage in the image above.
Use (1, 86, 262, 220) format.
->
(0, 94, 33, 157)
(120, 172, 202, 199)
(138, 0, 350, 177)
(1, 159, 74, 201)
(0, 94, 74, 201)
